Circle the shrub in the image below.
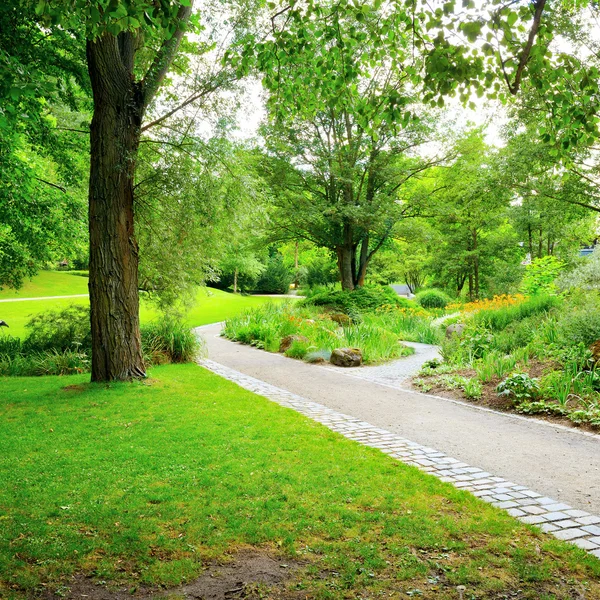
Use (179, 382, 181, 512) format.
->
(23, 305, 91, 354)
(0, 334, 22, 355)
(496, 373, 540, 403)
(302, 285, 411, 314)
(559, 251, 600, 291)
(463, 378, 483, 399)
(520, 255, 564, 295)
(223, 302, 417, 364)
(254, 254, 294, 294)
(557, 305, 600, 348)
(416, 289, 450, 309)
(141, 318, 203, 364)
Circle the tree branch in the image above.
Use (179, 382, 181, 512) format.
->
(141, 2, 195, 107)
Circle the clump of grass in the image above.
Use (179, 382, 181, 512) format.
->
(0, 349, 89, 376)
(141, 317, 204, 364)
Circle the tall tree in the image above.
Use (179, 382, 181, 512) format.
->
(243, 2, 444, 290)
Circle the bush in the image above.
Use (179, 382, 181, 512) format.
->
(254, 254, 294, 294)
(520, 255, 564, 295)
(23, 305, 91, 354)
(302, 285, 413, 314)
(141, 318, 203, 364)
(416, 289, 450, 309)
(557, 305, 600, 348)
(0, 334, 23, 355)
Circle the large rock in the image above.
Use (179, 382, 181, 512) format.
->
(446, 323, 465, 338)
(330, 347, 362, 367)
(330, 313, 352, 326)
(279, 335, 309, 353)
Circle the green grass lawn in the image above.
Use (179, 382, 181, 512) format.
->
(0, 270, 89, 299)
(0, 271, 287, 338)
(0, 364, 598, 599)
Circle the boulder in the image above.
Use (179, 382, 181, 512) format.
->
(279, 335, 309, 353)
(445, 323, 465, 338)
(330, 347, 362, 367)
(330, 313, 352, 326)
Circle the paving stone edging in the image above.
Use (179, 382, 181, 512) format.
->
(199, 358, 600, 558)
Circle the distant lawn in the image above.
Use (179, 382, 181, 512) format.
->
(0, 270, 89, 299)
(0, 271, 288, 338)
(0, 363, 598, 599)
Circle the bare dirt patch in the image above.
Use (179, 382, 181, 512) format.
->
(39, 550, 303, 600)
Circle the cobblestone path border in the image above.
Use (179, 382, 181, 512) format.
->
(199, 358, 600, 558)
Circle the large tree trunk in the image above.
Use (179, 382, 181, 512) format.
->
(87, 35, 146, 381)
(356, 236, 369, 288)
(337, 245, 355, 291)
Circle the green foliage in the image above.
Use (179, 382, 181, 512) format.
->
(22, 305, 91, 354)
(559, 251, 600, 291)
(0, 349, 89, 377)
(302, 285, 412, 315)
(416, 289, 450, 309)
(556, 302, 600, 348)
(521, 256, 565, 295)
(1, 303, 203, 375)
(223, 303, 420, 364)
(471, 294, 559, 332)
(497, 373, 540, 403)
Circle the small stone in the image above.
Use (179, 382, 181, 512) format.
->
(543, 503, 572, 512)
(582, 525, 600, 536)
(571, 538, 600, 550)
(552, 528, 588, 541)
(521, 505, 547, 515)
(576, 516, 600, 526)
(542, 512, 570, 522)
(521, 515, 546, 525)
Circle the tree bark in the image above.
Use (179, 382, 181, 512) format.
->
(87, 35, 146, 381)
(233, 267, 238, 294)
(356, 236, 369, 288)
(294, 240, 299, 288)
(337, 245, 355, 291)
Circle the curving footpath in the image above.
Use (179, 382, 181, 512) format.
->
(196, 322, 600, 557)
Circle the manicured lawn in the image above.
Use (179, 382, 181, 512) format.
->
(0, 271, 288, 338)
(0, 270, 89, 299)
(0, 364, 598, 599)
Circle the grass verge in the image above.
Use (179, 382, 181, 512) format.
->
(0, 364, 599, 599)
